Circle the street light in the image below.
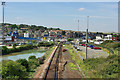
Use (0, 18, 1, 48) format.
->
(85, 16, 89, 59)
(2, 2, 5, 44)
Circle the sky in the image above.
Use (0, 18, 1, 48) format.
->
(0, 2, 118, 32)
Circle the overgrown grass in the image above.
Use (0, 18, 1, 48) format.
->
(65, 44, 84, 77)
(82, 55, 119, 78)
(65, 44, 119, 79)
(68, 62, 78, 70)
(45, 46, 56, 59)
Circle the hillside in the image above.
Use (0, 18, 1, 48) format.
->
(82, 55, 119, 78)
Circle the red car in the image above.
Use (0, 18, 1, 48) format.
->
(8, 44, 11, 46)
(80, 44, 85, 46)
(93, 47, 101, 50)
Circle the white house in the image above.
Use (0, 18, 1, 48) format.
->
(104, 35, 112, 41)
(24, 33, 29, 38)
(96, 36, 102, 40)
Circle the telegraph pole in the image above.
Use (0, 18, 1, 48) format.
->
(78, 19, 79, 38)
(109, 35, 110, 56)
(2, 2, 5, 44)
(85, 16, 89, 59)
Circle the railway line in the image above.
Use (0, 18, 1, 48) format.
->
(43, 42, 63, 80)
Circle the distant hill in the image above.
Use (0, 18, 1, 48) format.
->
(0, 23, 61, 31)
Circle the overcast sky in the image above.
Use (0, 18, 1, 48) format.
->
(0, 2, 118, 32)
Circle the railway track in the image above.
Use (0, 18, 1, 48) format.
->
(43, 42, 63, 80)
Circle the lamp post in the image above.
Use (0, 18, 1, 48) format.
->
(85, 16, 89, 59)
(2, 2, 5, 44)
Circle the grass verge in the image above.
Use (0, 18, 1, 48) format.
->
(65, 44, 119, 79)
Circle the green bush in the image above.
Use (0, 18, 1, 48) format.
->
(2, 46, 9, 55)
(16, 59, 29, 71)
(13, 44, 17, 48)
(28, 59, 39, 71)
(2, 60, 28, 78)
(82, 55, 119, 78)
(2, 44, 35, 55)
(38, 41, 54, 47)
(28, 55, 39, 71)
(67, 38, 74, 42)
(101, 40, 113, 45)
(28, 55, 36, 60)
(38, 56, 45, 64)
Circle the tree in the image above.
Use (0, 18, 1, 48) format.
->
(38, 56, 45, 64)
(16, 59, 29, 71)
(62, 31, 66, 35)
(19, 24, 25, 29)
(32, 40, 37, 43)
(28, 55, 36, 60)
(2, 46, 9, 55)
(67, 38, 74, 42)
(28, 56, 39, 71)
(9, 24, 18, 29)
(13, 44, 17, 49)
(2, 60, 28, 78)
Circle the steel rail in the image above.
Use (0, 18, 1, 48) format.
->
(43, 42, 62, 80)
(43, 45, 59, 80)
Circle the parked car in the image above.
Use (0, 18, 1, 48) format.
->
(89, 45, 95, 49)
(87, 45, 90, 47)
(80, 44, 85, 46)
(8, 44, 12, 46)
(21, 43, 26, 45)
(77, 46, 80, 51)
(93, 47, 101, 50)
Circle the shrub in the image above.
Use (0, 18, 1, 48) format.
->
(38, 56, 45, 64)
(28, 55, 39, 71)
(2, 46, 9, 55)
(28, 59, 39, 71)
(16, 59, 29, 71)
(28, 55, 36, 60)
(67, 38, 74, 42)
(38, 41, 54, 47)
(2, 60, 28, 78)
(13, 44, 17, 48)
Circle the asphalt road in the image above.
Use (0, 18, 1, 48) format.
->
(79, 46, 109, 58)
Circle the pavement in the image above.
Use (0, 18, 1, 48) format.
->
(79, 46, 109, 58)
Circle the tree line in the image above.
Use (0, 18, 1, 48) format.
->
(3, 23, 61, 31)
(1, 55, 45, 79)
(2, 41, 54, 55)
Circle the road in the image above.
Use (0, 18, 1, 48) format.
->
(79, 46, 109, 58)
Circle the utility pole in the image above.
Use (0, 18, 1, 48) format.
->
(109, 35, 110, 56)
(2, 2, 5, 44)
(85, 16, 89, 59)
(78, 19, 79, 38)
